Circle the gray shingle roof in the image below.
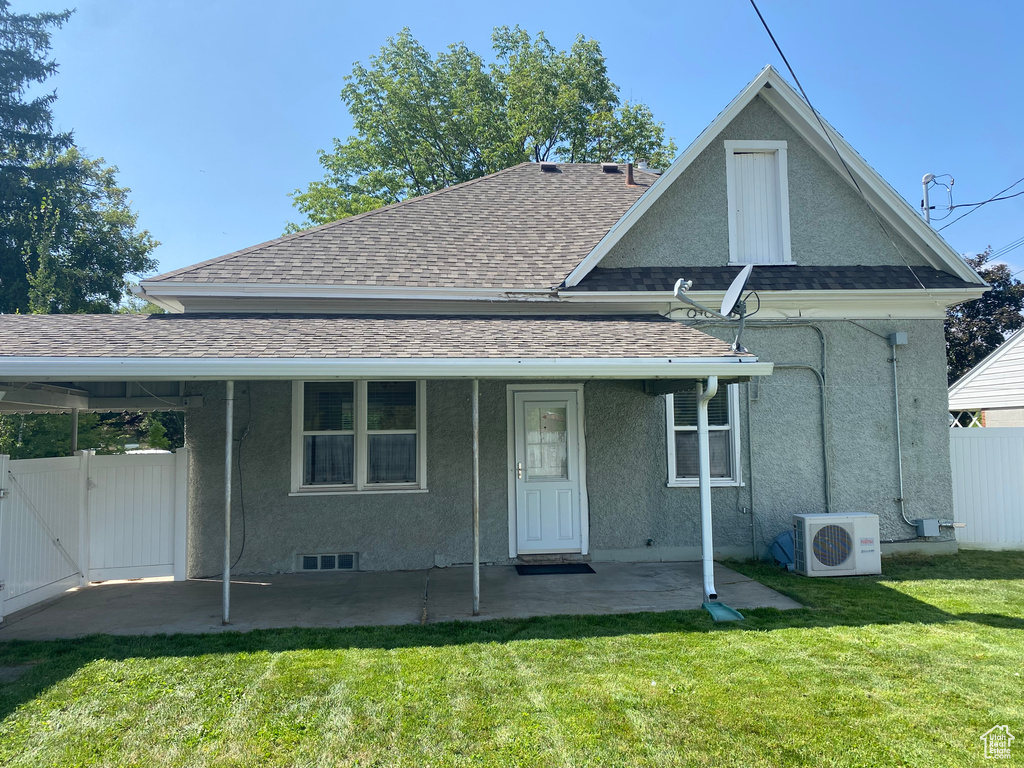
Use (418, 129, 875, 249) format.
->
(564, 265, 977, 292)
(0, 313, 743, 359)
(148, 163, 657, 291)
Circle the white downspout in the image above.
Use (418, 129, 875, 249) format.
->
(223, 380, 234, 625)
(471, 379, 480, 616)
(697, 376, 718, 601)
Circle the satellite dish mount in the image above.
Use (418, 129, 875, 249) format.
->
(673, 265, 754, 354)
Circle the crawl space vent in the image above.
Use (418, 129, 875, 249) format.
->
(299, 553, 356, 572)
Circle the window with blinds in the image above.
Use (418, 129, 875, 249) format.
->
(294, 380, 425, 492)
(666, 384, 740, 486)
(725, 140, 792, 265)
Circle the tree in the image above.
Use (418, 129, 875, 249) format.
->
(289, 27, 676, 230)
(946, 249, 1024, 384)
(0, 2, 157, 314)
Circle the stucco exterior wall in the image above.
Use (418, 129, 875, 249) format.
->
(184, 318, 953, 575)
(599, 95, 927, 270)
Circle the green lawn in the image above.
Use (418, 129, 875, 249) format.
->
(1, 551, 1022, 767)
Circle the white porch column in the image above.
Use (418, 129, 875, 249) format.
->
(223, 380, 234, 624)
(471, 379, 481, 616)
(697, 376, 719, 602)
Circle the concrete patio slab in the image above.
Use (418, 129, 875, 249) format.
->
(0, 561, 800, 641)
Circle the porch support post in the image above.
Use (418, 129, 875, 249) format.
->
(471, 379, 480, 616)
(223, 380, 234, 625)
(697, 376, 719, 602)
(70, 408, 78, 455)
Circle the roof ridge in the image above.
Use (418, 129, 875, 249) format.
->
(147, 162, 536, 283)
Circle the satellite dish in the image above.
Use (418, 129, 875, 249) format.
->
(720, 264, 753, 316)
(671, 266, 755, 354)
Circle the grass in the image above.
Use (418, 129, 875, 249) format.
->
(0, 550, 1022, 767)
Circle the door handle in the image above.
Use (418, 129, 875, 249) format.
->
(517, 462, 523, 479)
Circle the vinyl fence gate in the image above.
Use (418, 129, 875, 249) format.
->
(949, 428, 1024, 550)
(0, 449, 188, 621)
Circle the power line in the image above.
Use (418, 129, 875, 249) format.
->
(951, 188, 1024, 210)
(939, 175, 1024, 232)
(747, 0, 931, 295)
(992, 235, 1024, 261)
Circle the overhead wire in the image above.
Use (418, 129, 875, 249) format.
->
(939, 175, 1024, 232)
(747, 0, 936, 299)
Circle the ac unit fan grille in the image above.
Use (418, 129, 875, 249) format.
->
(812, 524, 853, 567)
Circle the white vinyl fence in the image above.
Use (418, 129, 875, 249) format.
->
(0, 449, 188, 620)
(949, 428, 1024, 549)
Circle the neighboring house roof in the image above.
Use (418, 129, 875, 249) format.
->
(564, 65, 985, 288)
(948, 328, 1024, 410)
(0, 313, 770, 381)
(146, 163, 657, 291)
(566, 265, 978, 293)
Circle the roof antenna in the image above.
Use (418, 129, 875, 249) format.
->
(673, 265, 754, 353)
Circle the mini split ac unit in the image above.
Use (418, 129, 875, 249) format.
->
(793, 513, 881, 577)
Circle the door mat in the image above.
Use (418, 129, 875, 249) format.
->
(515, 564, 596, 575)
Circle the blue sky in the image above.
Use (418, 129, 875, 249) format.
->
(18, 0, 1024, 277)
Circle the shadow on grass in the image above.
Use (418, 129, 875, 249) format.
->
(0, 550, 1021, 723)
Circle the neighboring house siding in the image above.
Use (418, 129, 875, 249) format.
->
(599, 95, 927, 271)
(948, 329, 1024, 412)
(183, 319, 953, 575)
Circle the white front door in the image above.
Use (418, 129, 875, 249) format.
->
(512, 390, 583, 554)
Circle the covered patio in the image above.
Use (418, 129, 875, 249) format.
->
(0, 561, 800, 641)
(1, 312, 774, 626)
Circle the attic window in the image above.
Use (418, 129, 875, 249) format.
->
(540, 162, 558, 172)
(725, 140, 792, 265)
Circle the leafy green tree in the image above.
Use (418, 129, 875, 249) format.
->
(946, 248, 1024, 383)
(0, 2, 157, 314)
(289, 27, 676, 230)
(144, 415, 171, 451)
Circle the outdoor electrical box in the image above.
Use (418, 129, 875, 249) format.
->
(916, 518, 940, 537)
(888, 332, 908, 346)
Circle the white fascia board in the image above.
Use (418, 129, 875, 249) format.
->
(948, 327, 1024, 405)
(563, 65, 986, 288)
(561, 287, 987, 318)
(0, 356, 773, 383)
(138, 281, 555, 303)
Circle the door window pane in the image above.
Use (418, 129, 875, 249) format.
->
(304, 382, 354, 431)
(368, 434, 417, 484)
(367, 381, 417, 430)
(304, 434, 354, 485)
(526, 405, 568, 480)
(674, 431, 731, 479)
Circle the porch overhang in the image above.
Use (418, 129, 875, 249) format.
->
(0, 312, 773, 383)
(0, 356, 772, 382)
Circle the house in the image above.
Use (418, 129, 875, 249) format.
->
(948, 328, 1024, 427)
(0, 67, 987, 619)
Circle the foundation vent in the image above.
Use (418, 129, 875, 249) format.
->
(299, 553, 357, 572)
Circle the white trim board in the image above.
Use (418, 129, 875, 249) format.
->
(564, 65, 985, 288)
(506, 384, 590, 558)
(0, 356, 773, 383)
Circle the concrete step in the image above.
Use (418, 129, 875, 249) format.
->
(515, 553, 591, 565)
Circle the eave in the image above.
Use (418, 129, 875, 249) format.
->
(0, 357, 772, 383)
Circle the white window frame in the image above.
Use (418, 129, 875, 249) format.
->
(290, 380, 427, 495)
(725, 140, 793, 265)
(665, 384, 742, 488)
